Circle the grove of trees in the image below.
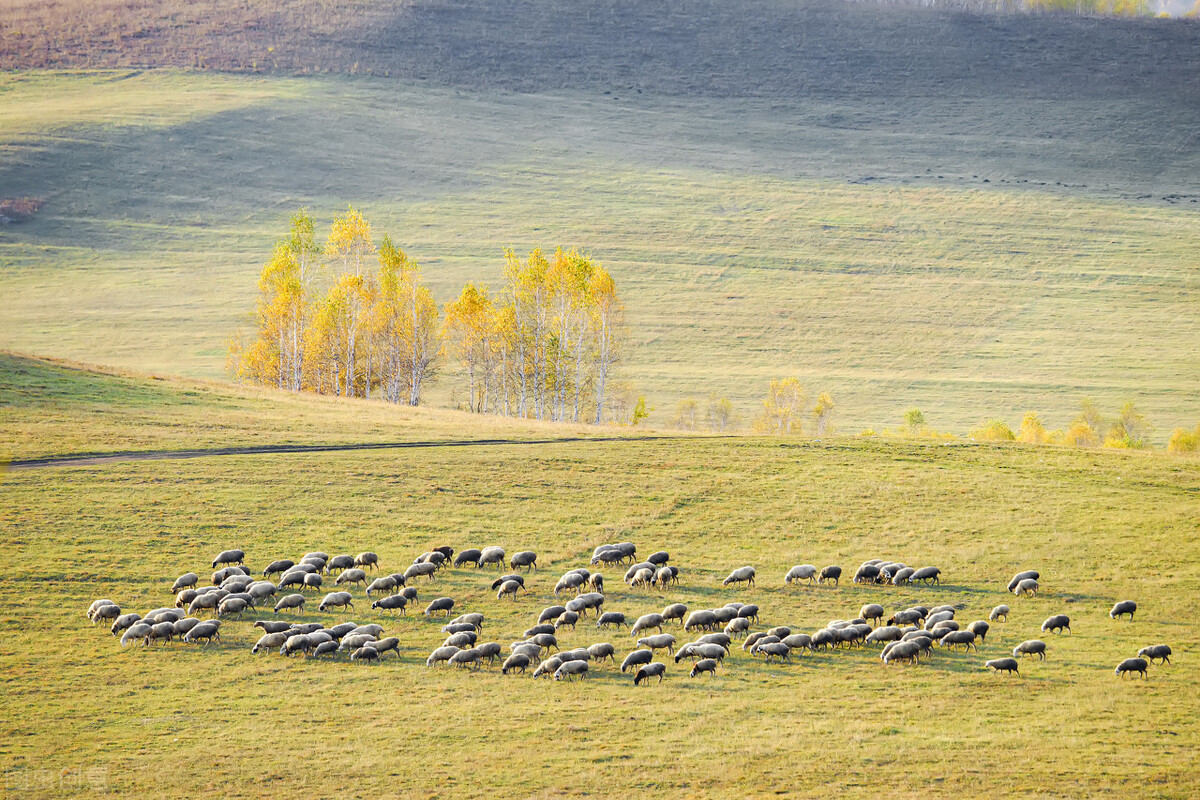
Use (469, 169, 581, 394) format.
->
(231, 208, 625, 422)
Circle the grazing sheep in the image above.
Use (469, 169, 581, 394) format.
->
(592, 548, 624, 566)
(255, 620, 292, 634)
(277, 572, 306, 590)
(757, 642, 791, 662)
(854, 564, 881, 584)
(539, 605, 568, 624)
(968, 620, 990, 643)
(510, 551, 538, 571)
(88, 600, 119, 623)
(366, 637, 398, 658)
(247, 582, 277, 603)
(891, 567, 916, 585)
(785, 565, 818, 585)
(819, 566, 842, 586)
(782, 633, 814, 652)
(662, 604, 688, 624)
(262, 560, 293, 578)
(865, 626, 904, 644)
(685, 643, 728, 663)
(211, 549, 245, 568)
(574, 592, 606, 616)
(318, 591, 354, 612)
(1013, 640, 1047, 659)
(474, 642, 502, 664)
(636, 633, 677, 656)
(555, 611, 580, 630)
(690, 658, 718, 678)
(683, 610, 718, 632)
(454, 549, 483, 568)
(426, 646, 460, 666)
(985, 657, 1020, 675)
(443, 623, 476, 636)
(767, 626, 791, 639)
(941, 630, 977, 652)
(910, 566, 941, 585)
(353, 552, 379, 571)
(110, 613, 142, 636)
(449, 648, 482, 669)
(932, 620, 961, 633)
(218, 597, 250, 617)
(634, 662, 666, 685)
(309, 641, 337, 658)
(492, 575, 525, 593)
(188, 593, 221, 616)
(921, 614, 950, 633)
(737, 604, 760, 622)
(528, 633, 558, 654)
(532, 657, 564, 679)
(722, 566, 756, 588)
(712, 607, 739, 625)
(652, 567, 674, 588)
(120, 623, 153, 647)
(452, 612, 485, 630)
(1110, 601, 1137, 621)
(1007, 570, 1040, 593)
(555, 572, 586, 595)
(725, 617, 751, 637)
(743, 632, 769, 651)
(620, 649, 654, 673)
(989, 605, 1010, 622)
(596, 612, 627, 629)
(479, 546, 507, 569)
(561, 647, 590, 662)
(887, 609, 923, 627)
(372, 595, 408, 614)
(174, 589, 199, 609)
(424, 597, 454, 617)
(340, 633, 379, 652)
(497, 580, 523, 601)
(1138, 645, 1171, 664)
(252, 632, 289, 653)
(1115, 657, 1148, 678)
(1014, 578, 1039, 596)
(628, 567, 654, 588)
(1041, 615, 1071, 634)
(183, 621, 221, 645)
(274, 593, 306, 613)
(400, 586, 419, 603)
(631, 613, 665, 636)
(588, 573, 605, 594)
(861, 604, 885, 625)
(299, 556, 326, 570)
(324, 555, 353, 573)
(502, 653, 532, 674)
(366, 576, 398, 596)
(882, 640, 921, 665)
(171, 573, 199, 593)
(637, 551, 666, 567)
(404, 562, 438, 582)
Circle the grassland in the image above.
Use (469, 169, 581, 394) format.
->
(2, 69, 1198, 437)
(1, 357, 1198, 798)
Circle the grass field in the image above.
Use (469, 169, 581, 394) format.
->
(1, 357, 1198, 798)
(2, 69, 1198, 437)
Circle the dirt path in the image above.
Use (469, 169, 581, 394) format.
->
(4, 436, 683, 471)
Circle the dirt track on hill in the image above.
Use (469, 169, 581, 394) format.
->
(3, 436, 689, 471)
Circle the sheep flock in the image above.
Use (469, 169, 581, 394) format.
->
(86, 544, 1171, 683)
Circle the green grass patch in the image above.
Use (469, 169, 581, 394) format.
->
(0, 361, 1197, 797)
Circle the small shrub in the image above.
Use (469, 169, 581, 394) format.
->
(971, 419, 1015, 442)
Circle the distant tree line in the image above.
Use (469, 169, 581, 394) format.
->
(851, 0, 1154, 16)
(230, 208, 625, 422)
(858, 399, 1198, 453)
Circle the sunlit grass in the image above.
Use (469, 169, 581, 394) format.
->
(0, 358, 1197, 797)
